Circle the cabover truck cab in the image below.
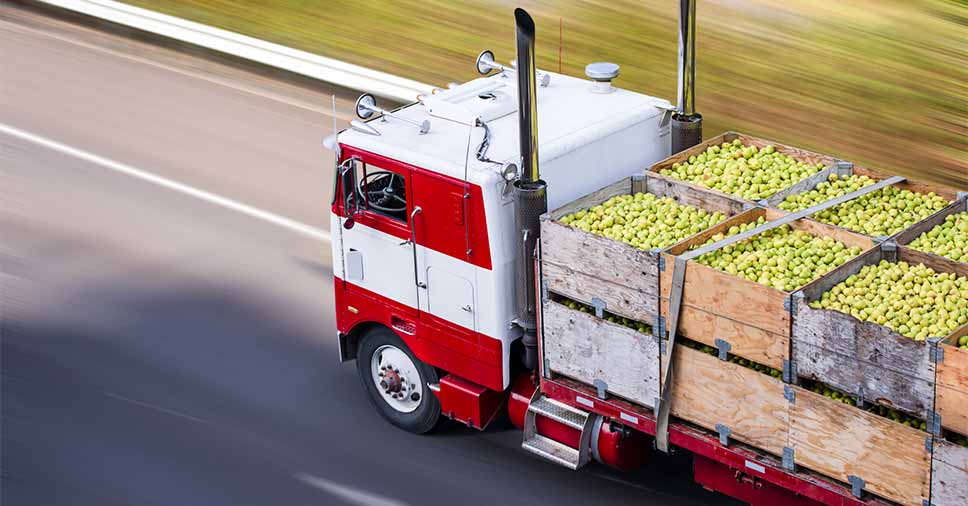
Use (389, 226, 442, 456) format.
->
(326, 6, 955, 506)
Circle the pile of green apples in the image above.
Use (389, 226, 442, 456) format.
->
(805, 381, 927, 431)
(693, 221, 864, 292)
(801, 185, 948, 237)
(777, 173, 875, 212)
(558, 296, 652, 335)
(908, 211, 968, 263)
(560, 193, 726, 251)
(658, 139, 824, 200)
(811, 261, 968, 340)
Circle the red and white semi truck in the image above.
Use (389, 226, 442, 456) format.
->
(325, 4, 967, 505)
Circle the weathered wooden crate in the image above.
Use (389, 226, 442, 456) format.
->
(668, 344, 790, 457)
(788, 385, 932, 506)
(660, 207, 876, 370)
(541, 297, 661, 409)
(932, 439, 968, 506)
(649, 131, 840, 205)
(766, 164, 963, 242)
(937, 326, 968, 437)
(793, 244, 968, 421)
(894, 197, 968, 273)
(540, 173, 747, 325)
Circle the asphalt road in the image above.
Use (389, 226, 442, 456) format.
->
(1, 4, 736, 506)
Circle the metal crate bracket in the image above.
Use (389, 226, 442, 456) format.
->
(715, 423, 731, 446)
(784, 385, 796, 404)
(593, 379, 608, 400)
(590, 297, 606, 319)
(848, 475, 865, 499)
(714, 338, 731, 361)
(782, 447, 795, 471)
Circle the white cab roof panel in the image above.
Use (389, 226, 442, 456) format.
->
(339, 71, 673, 184)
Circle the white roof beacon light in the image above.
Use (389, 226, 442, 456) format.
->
(585, 62, 620, 94)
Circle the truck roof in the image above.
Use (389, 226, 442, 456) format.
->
(339, 70, 672, 184)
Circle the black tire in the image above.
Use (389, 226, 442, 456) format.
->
(356, 326, 441, 434)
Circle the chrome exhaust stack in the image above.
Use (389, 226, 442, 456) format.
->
(512, 8, 546, 370)
(672, 0, 702, 153)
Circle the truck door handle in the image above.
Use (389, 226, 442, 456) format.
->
(408, 206, 424, 289)
(461, 305, 473, 312)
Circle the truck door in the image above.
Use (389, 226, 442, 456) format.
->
(412, 174, 477, 333)
(337, 156, 419, 316)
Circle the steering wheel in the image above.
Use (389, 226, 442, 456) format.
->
(359, 171, 407, 214)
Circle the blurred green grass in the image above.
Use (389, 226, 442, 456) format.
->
(127, 0, 967, 189)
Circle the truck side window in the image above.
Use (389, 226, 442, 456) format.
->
(360, 163, 408, 222)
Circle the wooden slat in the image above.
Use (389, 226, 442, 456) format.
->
(642, 172, 748, 217)
(853, 166, 965, 202)
(543, 261, 657, 323)
(669, 345, 789, 456)
(659, 297, 788, 369)
(542, 298, 660, 408)
(789, 386, 931, 506)
(666, 207, 767, 256)
(937, 343, 968, 436)
(932, 439, 968, 506)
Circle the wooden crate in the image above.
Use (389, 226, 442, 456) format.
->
(766, 165, 963, 243)
(937, 326, 968, 437)
(668, 344, 790, 457)
(794, 245, 968, 420)
(540, 173, 747, 325)
(649, 131, 840, 205)
(541, 297, 660, 409)
(895, 197, 968, 273)
(788, 385, 931, 506)
(660, 207, 875, 370)
(932, 439, 968, 506)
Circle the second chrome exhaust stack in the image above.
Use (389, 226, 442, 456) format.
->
(672, 0, 702, 153)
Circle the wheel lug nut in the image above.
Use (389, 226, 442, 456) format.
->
(410, 393, 420, 401)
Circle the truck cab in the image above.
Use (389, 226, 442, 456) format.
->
(330, 62, 673, 429)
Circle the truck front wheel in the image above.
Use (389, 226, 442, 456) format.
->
(356, 327, 440, 434)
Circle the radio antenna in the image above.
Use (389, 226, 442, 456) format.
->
(558, 17, 563, 73)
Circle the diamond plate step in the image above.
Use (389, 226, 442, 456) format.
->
(522, 434, 582, 470)
(527, 395, 589, 430)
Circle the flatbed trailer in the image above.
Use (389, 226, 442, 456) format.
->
(326, 3, 968, 505)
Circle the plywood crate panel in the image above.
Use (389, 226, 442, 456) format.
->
(789, 386, 931, 506)
(794, 245, 968, 420)
(932, 439, 968, 506)
(541, 297, 660, 409)
(937, 326, 968, 437)
(540, 174, 747, 324)
(660, 207, 875, 370)
(668, 344, 789, 457)
(649, 131, 840, 205)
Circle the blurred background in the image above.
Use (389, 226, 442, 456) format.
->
(126, 0, 967, 187)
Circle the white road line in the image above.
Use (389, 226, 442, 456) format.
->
(0, 18, 353, 120)
(103, 391, 211, 425)
(0, 123, 331, 242)
(294, 473, 409, 506)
